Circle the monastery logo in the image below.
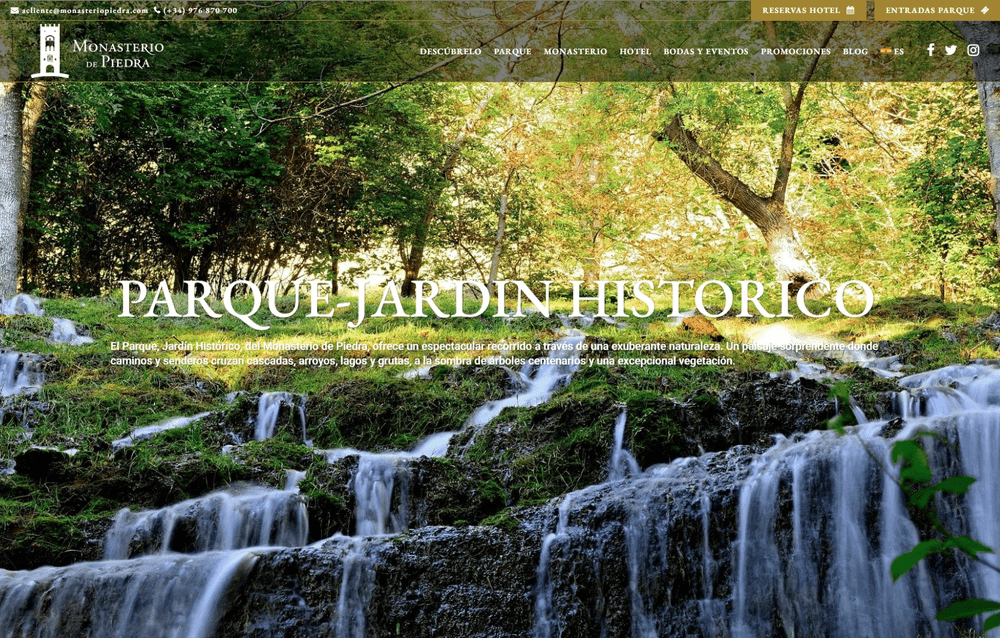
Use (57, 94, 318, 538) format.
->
(32, 24, 70, 78)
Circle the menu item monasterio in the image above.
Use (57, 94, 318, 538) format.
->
(119, 279, 875, 330)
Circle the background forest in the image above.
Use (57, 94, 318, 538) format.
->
(20, 80, 998, 305)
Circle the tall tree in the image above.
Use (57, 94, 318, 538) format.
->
(655, 23, 838, 289)
(0, 82, 23, 298)
(397, 88, 492, 296)
(956, 21, 1000, 244)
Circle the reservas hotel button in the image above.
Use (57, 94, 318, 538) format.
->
(751, 1, 866, 20)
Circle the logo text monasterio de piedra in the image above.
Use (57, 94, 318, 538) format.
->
(72, 37, 165, 69)
(30, 24, 167, 75)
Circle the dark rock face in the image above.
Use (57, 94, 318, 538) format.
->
(718, 373, 837, 445)
(216, 526, 544, 638)
(408, 457, 507, 527)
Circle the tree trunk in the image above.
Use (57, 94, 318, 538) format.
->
(0, 83, 24, 298)
(19, 83, 46, 238)
(399, 93, 492, 296)
(658, 113, 819, 286)
(400, 216, 432, 297)
(488, 168, 515, 292)
(654, 23, 836, 291)
(956, 21, 1000, 242)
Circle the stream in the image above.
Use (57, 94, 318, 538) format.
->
(0, 320, 998, 637)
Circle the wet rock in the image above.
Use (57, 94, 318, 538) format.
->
(216, 526, 544, 638)
(409, 457, 506, 526)
(719, 372, 837, 440)
(981, 310, 1000, 331)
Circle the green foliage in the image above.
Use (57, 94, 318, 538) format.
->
(826, 380, 855, 434)
(899, 86, 997, 302)
(889, 435, 999, 632)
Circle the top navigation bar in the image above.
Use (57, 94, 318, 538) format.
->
(2, 1, 996, 82)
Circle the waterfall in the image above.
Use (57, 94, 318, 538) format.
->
(729, 425, 948, 638)
(317, 333, 589, 538)
(50, 317, 94, 345)
(0, 481, 304, 637)
(0, 351, 45, 397)
(608, 408, 640, 481)
(533, 494, 574, 638)
(333, 536, 376, 638)
(530, 362, 1000, 637)
(352, 454, 411, 536)
(111, 412, 211, 451)
(255, 392, 292, 440)
(0, 549, 261, 638)
(103, 484, 308, 559)
(532, 408, 638, 637)
(465, 333, 585, 428)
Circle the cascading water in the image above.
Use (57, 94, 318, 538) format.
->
(0, 351, 45, 397)
(111, 412, 211, 451)
(0, 481, 306, 638)
(352, 454, 411, 536)
(533, 494, 575, 638)
(0, 549, 261, 638)
(313, 333, 593, 636)
(530, 362, 1000, 638)
(103, 483, 308, 559)
(253, 391, 308, 443)
(608, 408, 640, 481)
(414, 332, 588, 458)
(333, 536, 376, 638)
(466, 332, 586, 428)
(316, 333, 590, 541)
(50, 317, 94, 345)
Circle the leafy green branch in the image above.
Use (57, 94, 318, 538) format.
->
(889, 435, 1000, 632)
(826, 382, 1000, 632)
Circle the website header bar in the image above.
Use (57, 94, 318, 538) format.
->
(2, 1, 995, 82)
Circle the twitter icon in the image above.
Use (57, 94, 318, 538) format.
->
(945, 45, 958, 55)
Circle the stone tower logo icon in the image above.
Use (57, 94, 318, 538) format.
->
(32, 24, 70, 78)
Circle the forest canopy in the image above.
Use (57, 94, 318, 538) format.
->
(19, 80, 998, 304)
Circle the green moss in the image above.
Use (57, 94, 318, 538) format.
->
(480, 511, 521, 532)
(0, 314, 52, 348)
(477, 479, 506, 503)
